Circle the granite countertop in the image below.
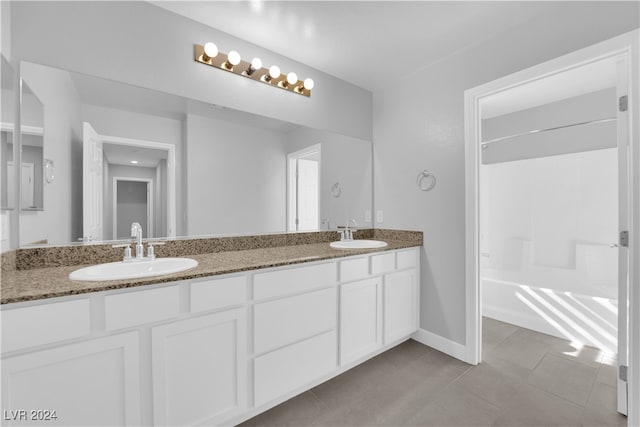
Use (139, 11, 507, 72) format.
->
(1, 239, 419, 305)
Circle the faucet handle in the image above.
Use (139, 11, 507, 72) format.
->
(112, 243, 133, 262)
(146, 244, 156, 260)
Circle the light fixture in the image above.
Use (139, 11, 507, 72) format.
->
(295, 77, 314, 94)
(283, 72, 298, 88)
(130, 160, 139, 164)
(202, 42, 218, 62)
(194, 42, 314, 97)
(246, 57, 262, 75)
(223, 50, 241, 70)
(263, 65, 280, 82)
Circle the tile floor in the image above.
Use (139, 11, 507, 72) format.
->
(240, 317, 626, 426)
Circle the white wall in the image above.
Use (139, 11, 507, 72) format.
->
(10, 1, 371, 141)
(19, 62, 82, 246)
(287, 128, 373, 231)
(185, 114, 288, 236)
(373, 2, 639, 345)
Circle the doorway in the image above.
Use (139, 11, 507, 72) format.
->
(113, 178, 152, 240)
(465, 32, 638, 421)
(287, 144, 321, 232)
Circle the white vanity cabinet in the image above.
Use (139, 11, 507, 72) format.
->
(0, 246, 420, 426)
(384, 248, 420, 344)
(252, 262, 338, 407)
(340, 277, 382, 365)
(1, 332, 141, 426)
(384, 269, 418, 344)
(151, 309, 247, 426)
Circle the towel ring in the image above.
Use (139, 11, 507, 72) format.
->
(331, 182, 342, 198)
(417, 170, 436, 191)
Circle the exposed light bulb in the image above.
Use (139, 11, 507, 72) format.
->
(227, 50, 241, 66)
(251, 57, 262, 70)
(303, 78, 315, 90)
(203, 42, 218, 60)
(269, 65, 281, 79)
(287, 72, 298, 85)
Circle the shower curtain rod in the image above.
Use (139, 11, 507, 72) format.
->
(481, 117, 616, 147)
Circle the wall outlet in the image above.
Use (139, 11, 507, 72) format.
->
(376, 210, 384, 224)
(365, 210, 372, 223)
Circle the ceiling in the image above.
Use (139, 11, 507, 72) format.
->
(103, 143, 168, 168)
(151, 1, 568, 92)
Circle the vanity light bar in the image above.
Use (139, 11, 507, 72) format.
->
(194, 43, 314, 97)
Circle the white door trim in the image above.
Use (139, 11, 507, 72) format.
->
(464, 29, 639, 425)
(113, 177, 153, 240)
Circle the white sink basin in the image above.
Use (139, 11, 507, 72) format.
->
(69, 257, 198, 282)
(330, 240, 388, 249)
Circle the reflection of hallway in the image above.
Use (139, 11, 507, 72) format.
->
(241, 318, 623, 426)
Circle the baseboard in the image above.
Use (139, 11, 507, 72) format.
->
(412, 328, 467, 362)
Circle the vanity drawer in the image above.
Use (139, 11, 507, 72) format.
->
(397, 248, 418, 270)
(254, 288, 336, 355)
(191, 275, 247, 313)
(253, 262, 336, 300)
(339, 257, 369, 282)
(371, 252, 396, 275)
(1, 299, 91, 352)
(254, 330, 336, 407)
(105, 286, 179, 330)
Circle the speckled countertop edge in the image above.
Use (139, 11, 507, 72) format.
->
(1, 239, 421, 305)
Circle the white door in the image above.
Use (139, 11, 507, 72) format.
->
(83, 122, 103, 242)
(151, 309, 247, 426)
(287, 145, 320, 231)
(615, 56, 630, 416)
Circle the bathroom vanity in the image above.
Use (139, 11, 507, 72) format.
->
(0, 233, 420, 426)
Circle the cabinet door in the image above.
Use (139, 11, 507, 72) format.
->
(384, 269, 418, 344)
(151, 309, 247, 426)
(340, 278, 382, 365)
(1, 332, 140, 426)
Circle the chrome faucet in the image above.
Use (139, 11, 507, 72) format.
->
(131, 222, 144, 259)
(339, 219, 358, 241)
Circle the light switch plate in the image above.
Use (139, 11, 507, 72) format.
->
(365, 210, 372, 223)
(376, 210, 384, 224)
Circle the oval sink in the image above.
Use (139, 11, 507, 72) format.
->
(70, 257, 198, 282)
(330, 240, 388, 249)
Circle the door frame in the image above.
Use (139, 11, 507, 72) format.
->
(101, 134, 176, 238)
(112, 177, 153, 241)
(464, 30, 638, 425)
(286, 144, 321, 232)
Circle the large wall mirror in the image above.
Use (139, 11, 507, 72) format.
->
(11, 61, 373, 247)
